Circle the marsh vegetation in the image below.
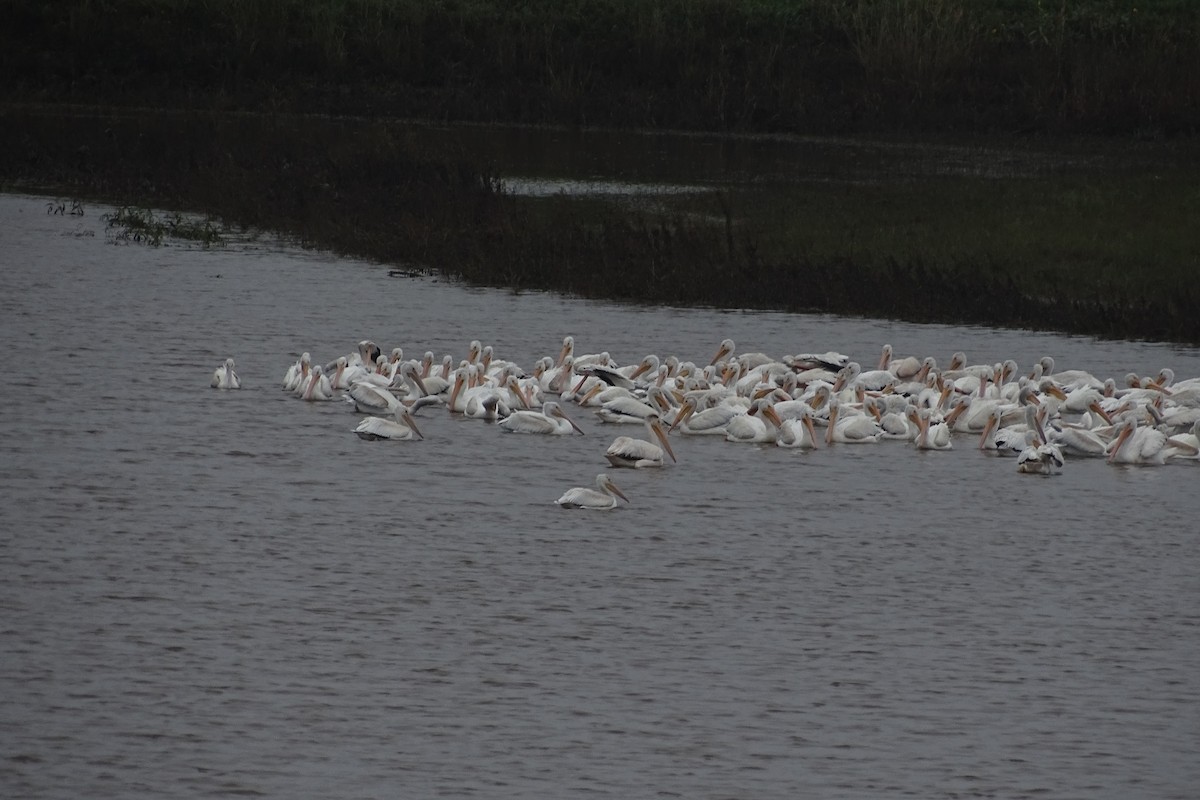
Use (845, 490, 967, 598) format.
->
(2, 2, 1196, 342)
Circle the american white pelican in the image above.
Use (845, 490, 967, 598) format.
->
(464, 393, 506, 421)
(211, 358, 241, 389)
(1036, 356, 1103, 391)
(299, 365, 335, 401)
(725, 399, 783, 443)
(1106, 418, 1170, 465)
(358, 340, 382, 368)
(347, 378, 403, 415)
(620, 354, 661, 384)
(878, 343, 922, 379)
(833, 361, 896, 395)
(1017, 442, 1064, 474)
(1048, 422, 1112, 458)
(354, 407, 424, 441)
(789, 351, 850, 372)
(776, 406, 819, 449)
(556, 473, 629, 510)
(498, 401, 585, 435)
(556, 336, 613, 369)
(912, 407, 952, 450)
(282, 352, 311, 392)
(709, 338, 736, 367)
(825, 397, 883, 444)
(1164, 420, 1200, 460)
(670, 396, 744, 435)
(868, 397, 916, 440)
(594, 393, 659, 424)
(328, 356, 370, 390)
(605, 413, 677, 468)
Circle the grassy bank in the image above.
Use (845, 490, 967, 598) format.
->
(3, 0, 1198, 136)
(2, 107, 1196, 343)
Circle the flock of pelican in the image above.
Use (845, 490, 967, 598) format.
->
(216, 335, 1200, 508)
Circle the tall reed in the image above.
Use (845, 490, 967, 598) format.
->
(3, 0, 1196, 135)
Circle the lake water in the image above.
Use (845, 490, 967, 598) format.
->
(2, 192, 1198, 799)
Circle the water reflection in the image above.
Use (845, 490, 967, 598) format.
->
(2, 193, 1199, 799)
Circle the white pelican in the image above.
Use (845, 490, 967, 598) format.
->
(670, 396, 744, 435)
(282, 352, 311, 392)
(328, 355, 370, 390)
(709, 338, 736, 367)
(391, 361, 431, 400)
(912, 407, 952, 450)
(789, 351, 850, 372)
(878, 343, 922, 379)
(498, 401, 585, 435)
(776, 406, 819, 449)
(594, 393, 659, 424)
(1036, 356, 1103, 391)
(605, 413, 677, 468)
(1164, 420, 1200, 460)
(725, 399, 783, 443)
(556, 473, 629, 510)
(358, 340, 382, 369)
(833, 361, 896, 395)
(464, 393, 506, 421)
(1017, 442, 1064, 474)
(825, 397, 883, 444)
(1106, 418, 1170, 465)
(1048, 421, 1112, 458)
(354, 407, 424, 441)
(556, 336, 613, 369)
(299, 365, 335, 401)
(868, 397, 916, 440)
(347, 378, 403, 415)
(619, 354, 661, 384)
(211, 358, 241, 389)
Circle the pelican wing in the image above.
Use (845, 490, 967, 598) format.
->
(348, 381, 401, 414)
(679, 405, 740, 434)
(498, 410, 559, 434)
(354, 417, 414, 440)
(604, 436, 663, 467)
(595, 396, 656, 423)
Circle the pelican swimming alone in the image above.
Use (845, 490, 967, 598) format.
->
(604, 413, 677, 468)
(555, 473, 629, 510)
(211, 358, 241, 389)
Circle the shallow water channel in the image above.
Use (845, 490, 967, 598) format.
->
(2, 192, 1198, 798)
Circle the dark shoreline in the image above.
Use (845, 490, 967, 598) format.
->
(3, 105, 1197, 345)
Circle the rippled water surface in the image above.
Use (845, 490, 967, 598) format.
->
(2, 193, 1199, 799)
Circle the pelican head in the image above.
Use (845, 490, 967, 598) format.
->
(710, 338, 735, 367)
(646, 413, 677, 463)
(598, 474, 629, 503)
(545, 401, 585, 435)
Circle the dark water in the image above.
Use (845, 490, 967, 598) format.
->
(3, 193, 1199, 799)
